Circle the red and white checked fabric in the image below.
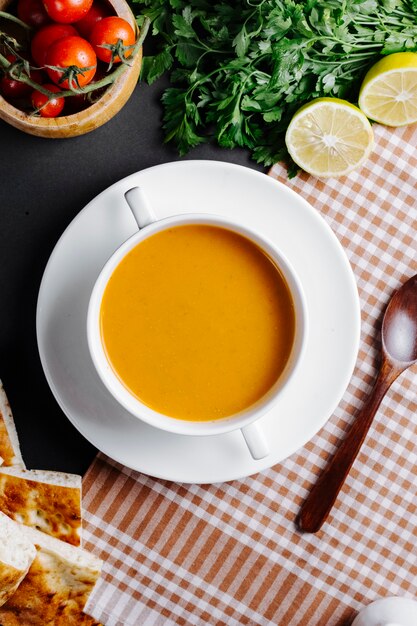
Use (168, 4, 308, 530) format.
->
(83, 124, 417, 626)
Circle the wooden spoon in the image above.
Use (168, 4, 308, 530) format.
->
(298, 274, 417, 533)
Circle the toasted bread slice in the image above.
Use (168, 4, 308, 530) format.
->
(0, 512, 36, 608)
(0, 525, 102, 625)
(0, 467, 82, 546)
(0, 381, 24, 468)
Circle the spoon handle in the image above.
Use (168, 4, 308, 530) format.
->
(298, 359, 401, 533)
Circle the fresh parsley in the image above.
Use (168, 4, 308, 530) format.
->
(132, 0, 417, 172)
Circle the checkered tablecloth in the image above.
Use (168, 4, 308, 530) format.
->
(83, 124, 417, 626)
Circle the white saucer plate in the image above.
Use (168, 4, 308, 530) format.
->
(36, 160, 360, 483)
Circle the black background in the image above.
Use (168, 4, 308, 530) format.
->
(0, 77, 263, 475)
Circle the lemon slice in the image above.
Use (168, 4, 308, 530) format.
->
(285, 97, 374, 178)
(358, 52, 417, 127)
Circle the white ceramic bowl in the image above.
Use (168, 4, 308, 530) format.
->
(87, 188, 308, 458)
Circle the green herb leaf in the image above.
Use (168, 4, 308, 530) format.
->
(141, 49, 173, 83)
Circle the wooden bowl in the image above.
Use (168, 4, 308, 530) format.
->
(0, 0, 142, 137)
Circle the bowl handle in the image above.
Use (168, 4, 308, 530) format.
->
(241, 422, 269, 460)
(125, 187, 157, 229)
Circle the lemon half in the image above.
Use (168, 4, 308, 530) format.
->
(358, 52, 417, 127)
(285, 97, 374, 178)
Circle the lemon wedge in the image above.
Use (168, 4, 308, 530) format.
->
(358, 52, 417, 127)
(285, 97, 374, 178)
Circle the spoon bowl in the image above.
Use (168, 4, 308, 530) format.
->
(298, 273, 417, 532)
(382, 274, 417, 364)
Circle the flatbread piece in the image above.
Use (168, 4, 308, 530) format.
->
(0, 512, 36, 608)
(0, 467, 82, 546)
(0, 525, 102, 625)
(0, 381, 24, 468)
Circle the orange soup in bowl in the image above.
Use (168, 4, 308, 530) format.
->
(99, 224, 295, 421)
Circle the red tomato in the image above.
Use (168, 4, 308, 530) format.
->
(42, 0, 93, 24)
(75, 1, 111, 38)
(46, 36, 96, 89)
(17, 0, 50, 28)
(89, 16, 135, 64)
(0, 74, 31, 99)
(0, 54, 43, 99)
(1, 56, 29, 98)
(31, 24, 78, 67)
(31, 83, 64, 117)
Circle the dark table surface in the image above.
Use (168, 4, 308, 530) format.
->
(0, 76, 263, 476)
